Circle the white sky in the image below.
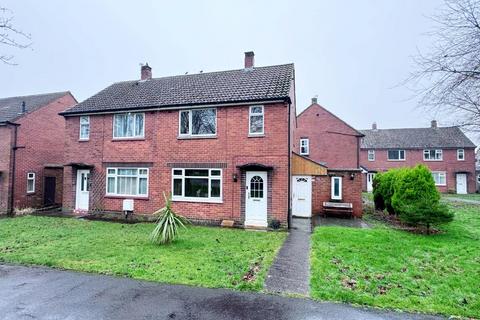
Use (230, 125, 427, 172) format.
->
(2, 0, 451, 133)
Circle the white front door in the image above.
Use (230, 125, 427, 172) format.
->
(367, 173, 375, 193)
(245, 171, 268, 227)
(292, 175, 312, 217)
(75, 170, 90, 210)
(456, 173, 467, 194)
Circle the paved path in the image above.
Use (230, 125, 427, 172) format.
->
(0, 264, 443, 320)
(443, 197, 480, 205)
(264, 217, 311, 296)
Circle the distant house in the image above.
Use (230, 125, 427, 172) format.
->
(292, 98, 364, 218)
(476, 149, 480, 193)
(60, 52, 296, 228)
(360, 121, 477, 194)
(0, 92, 77, 215)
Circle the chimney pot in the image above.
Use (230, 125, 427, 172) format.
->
(311, 97, 318, 105)
(141, 63, 152, 80)
(372, 122, 377, 130)
(431, 120, 437, 128)
(244, 51, 254, 69)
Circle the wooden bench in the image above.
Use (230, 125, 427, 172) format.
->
(323, 201, 353, 218)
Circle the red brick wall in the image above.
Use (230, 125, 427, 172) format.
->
(294, 103, 361, 169)
(360, 148, 477, 193)
(63, 102, 290, 226)
(12, 93, 76, 209)
(312, 170, 363, 217)
(0, 125, 13, 214)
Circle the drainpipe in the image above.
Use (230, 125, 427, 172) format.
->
(7, 124, 18, 217)
(287, 101, 292, 230)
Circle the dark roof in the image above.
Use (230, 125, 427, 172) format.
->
(0, 92, 69, 123)
(360, 126, 476, 149)
(62, 64, 295, 116)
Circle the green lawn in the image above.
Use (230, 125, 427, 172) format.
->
(443, 193, 480, 201)
(311, 203, 480, 318)
(0, 216, 286, 291)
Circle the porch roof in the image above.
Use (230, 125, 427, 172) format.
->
(236, 163, 274, 171)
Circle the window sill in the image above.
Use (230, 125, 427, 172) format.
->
(172, 197, 223, 204)
(78, 139, 89, 142)
(387, 159, 406, 162)
(111, 138, 145, 142)
(424, 159, 443, 162)
(299, 153, 309, 156)
(26, 192, 35, 196)
(104, 195, 149, 200)
(248, 134, 265, 138)
(177, 135, 217, 140)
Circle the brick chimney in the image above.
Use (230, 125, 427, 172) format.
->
(141, 63, 152, 80)
(431, 120, 438, 128)
(244, 51, 254, 69)
(311, 97, 318, 105)
(372, 122, 377, 130)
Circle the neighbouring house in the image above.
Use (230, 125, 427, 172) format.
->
(476, 149, 480, 193)
(360, 121, 477, 194)
(60, 52, 296, 228)
(292, 98, 364, 218)
(0, 92, 77, 215)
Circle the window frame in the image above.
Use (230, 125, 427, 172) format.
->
(171, 168, 223, 203)
(368, 149, 375, 161)
(178, 108, 217, 138)
(112, 112, 145, 139)
(387, 149, 406, 161)
(27, 172, 35, 193)
(248, 105, 264, 135)
(299, 138, 309, 155)
(105, 167, 149, 197)
(79, 116, 90, 140)
(457, 148, 465, 161)
(423, 149, 443, 161)
(331, 176, 342, 200)
(431, 171, 447, 186)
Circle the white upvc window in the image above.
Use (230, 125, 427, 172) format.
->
(477, 173, 480, 184)
(249, 105, 264, 135)
(432, 171, 446, 186)
(387, 149, 406, 161)
(300, 138, 309, 155)
(172, 168, 222, 202)
(368, 150, 375, 161)
(423, 149, 443, 161)
(113, 112, 145, 139)
(179, 108, 217, 137)
(457, 149, 465, 161)
(27, 172, 35, 193)
(106, 168, 149, 197)
(331, 176, 342, 200)
(79, 116, 90, 140)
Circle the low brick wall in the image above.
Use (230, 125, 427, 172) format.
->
(312, 169, 363, 217)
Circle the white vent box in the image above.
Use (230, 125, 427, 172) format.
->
(123, 199, 134, 212)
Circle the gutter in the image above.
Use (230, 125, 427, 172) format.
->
(59, 97, 291, 117)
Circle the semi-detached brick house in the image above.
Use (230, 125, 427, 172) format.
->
(60, 52, 296, 228)
(0, 92, 77, 215)
(360, 121, 477, 194)
(291, 98, 364, 218)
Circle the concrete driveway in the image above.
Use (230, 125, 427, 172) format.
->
(0, 264, 443, 320)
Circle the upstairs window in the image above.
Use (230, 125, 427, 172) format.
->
(106, 168, 148, 196)
(331, 176, 342, 200)
(432, 171, 446, 186)
(424, 149, 443, 161)
(79, 116, 90, 140)
(27, 172, 35, 193)
(113, 113, 144, 138)
(300, 138, 309, 155)
(457, 149, 465, 161)
(249, 105, 264, 135)
(368, 150, 375, 161)
(179, 108, 216, 137)
(387, 149, 405, 161)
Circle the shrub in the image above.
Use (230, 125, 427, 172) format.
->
(269, 219, 281, 230)
(373, 169, 403, 214)
(395, 198, 454, 233)
(150, 193, 190, 245)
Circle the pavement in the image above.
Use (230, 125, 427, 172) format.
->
(0, 264, 444, 320)
(264, 217, 311, 296)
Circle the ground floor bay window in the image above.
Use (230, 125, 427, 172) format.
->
(172, 169, 222, 202)
(106, 168, 149, 197)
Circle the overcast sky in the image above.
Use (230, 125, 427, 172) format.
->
(2, 0, 447, 132)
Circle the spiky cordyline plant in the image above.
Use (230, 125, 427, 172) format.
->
(150, 193, 189, 245)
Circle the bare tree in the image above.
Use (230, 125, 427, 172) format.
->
(0, 6, 31, 65)
(410, 0, 480, 132)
